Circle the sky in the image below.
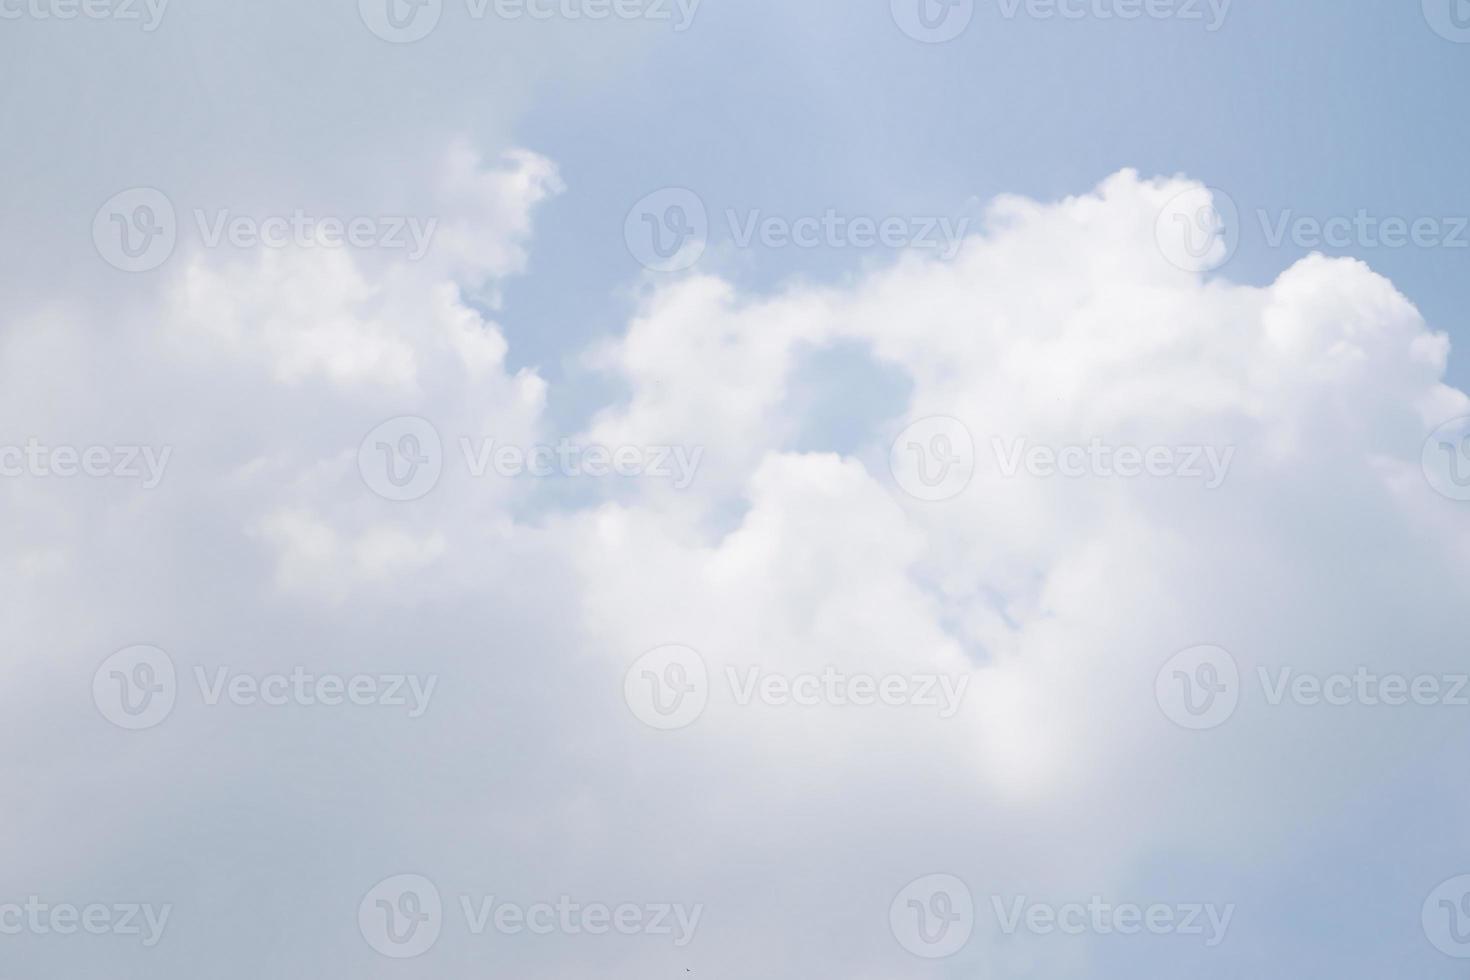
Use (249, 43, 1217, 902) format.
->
(2, 1, 1470, 977)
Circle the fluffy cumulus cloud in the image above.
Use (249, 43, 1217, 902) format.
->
(1, 155, 1467, 979)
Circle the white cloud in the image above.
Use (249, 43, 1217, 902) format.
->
(2, 160, 1467, 978)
